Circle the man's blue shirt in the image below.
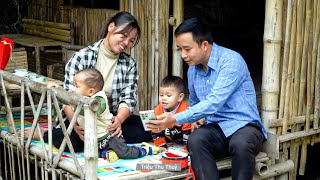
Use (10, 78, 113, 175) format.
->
(175, 43, 267, 139)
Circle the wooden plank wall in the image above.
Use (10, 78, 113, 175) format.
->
(120, 0, 170, 111)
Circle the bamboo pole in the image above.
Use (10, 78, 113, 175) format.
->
(9, 143, 14, 180)
(298, 1, 312, 171)
(172, 0, 184, 77)
(289, 1, 305, 179)
(261, 0, 282, 135)
(280, 0, 293, 135)
(298, 140, 308, 175)
(278, 0, 292, 119)
(152, 0, 160, 108)
(310, 0, 319, 118)
(20, 82, 26, 180)
(47, 90, 53, 175)
(16, 146, 21, 179)
(293, 0, 304, 116)
(298, 0, 312, 116)
(23, 24, 71, 36)
(313, 0, 320, 129)
(84, 105, 98, 180)
(4, 140, 8, 180)
(282, 0, 297, 135)
(22, 18, 71, 30)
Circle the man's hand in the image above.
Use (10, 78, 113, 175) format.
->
(108, 116, 122, 138)
(147, 112, 177, 131)
(74, 122, 85, 141)
(192, 118, 206, 132)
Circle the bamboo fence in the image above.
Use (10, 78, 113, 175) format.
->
(262, 0, 320, 179)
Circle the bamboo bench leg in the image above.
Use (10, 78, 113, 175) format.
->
(35, 47, 41, 75)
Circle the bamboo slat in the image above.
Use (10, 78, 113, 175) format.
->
(280, 0, 293, 135)
(297, 0, 311, 117)
(290, 1, 307, 179)
(23, 29, 71, 43)
(24, 24, 71, 37)
(313, 0, 320, 129)
(282, 0, 297, 135)
(293, 0, 304, 116)
(23, 19, 71, 30)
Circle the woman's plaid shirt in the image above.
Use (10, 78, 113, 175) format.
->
(64, 39, 138, 114)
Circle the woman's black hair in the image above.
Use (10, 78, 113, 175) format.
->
(174, 17, 213, 46)
(100, 11, 141, 47)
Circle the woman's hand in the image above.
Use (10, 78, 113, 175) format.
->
(192, 118, 206, 132)
(74, 122, 85, 141)
(108, 116, 122, 138)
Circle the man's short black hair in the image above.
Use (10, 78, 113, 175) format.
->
(174, 17, 213, 46)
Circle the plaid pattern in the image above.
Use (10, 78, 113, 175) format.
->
(175, 43, 267, 139)
(64, 39, 138, 114)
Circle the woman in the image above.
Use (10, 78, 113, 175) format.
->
(43, 11, 152, 151)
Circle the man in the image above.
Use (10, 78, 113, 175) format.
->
(147, 17, 267, 180)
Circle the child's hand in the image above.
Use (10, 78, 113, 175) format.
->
(74, 122, 85, 141)
(47, 82, 61, 88)
(24, 127, 48, 140)
(159, 146, 167, 152)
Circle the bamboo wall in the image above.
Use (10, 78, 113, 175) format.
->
(59, 7, 119, 45)
(27, 0, 63, 22)
(262, 0, 320, 179)
(120, 0, 170, 111)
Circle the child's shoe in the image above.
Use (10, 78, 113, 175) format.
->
(140, 142, 160, 155)
(101, 150, 119, 163)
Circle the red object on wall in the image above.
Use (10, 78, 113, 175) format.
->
(0, 37, 15, 70)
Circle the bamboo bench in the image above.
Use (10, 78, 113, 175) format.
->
(1, 18, 74, 75)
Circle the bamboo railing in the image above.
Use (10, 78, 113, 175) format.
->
(0, 70, 98, 179)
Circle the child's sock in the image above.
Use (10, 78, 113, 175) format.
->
(101, 150, 119, 163)
(140, 142, 160, 156)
